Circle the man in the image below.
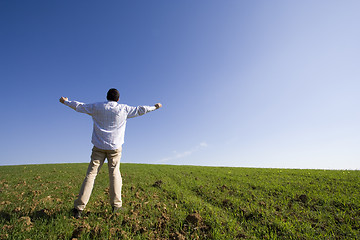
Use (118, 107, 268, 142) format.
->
(59, 88, 162, 218)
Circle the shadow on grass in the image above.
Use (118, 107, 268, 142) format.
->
(0, 208, 72, 222)
(0, 211, 11, 222)
(29, 208, 114, 220)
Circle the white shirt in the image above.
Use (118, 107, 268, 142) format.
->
(63, 100, 156, 150)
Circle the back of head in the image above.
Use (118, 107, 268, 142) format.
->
(107, 88, 120, 101)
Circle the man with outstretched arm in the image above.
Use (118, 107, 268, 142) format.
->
(59, 88, 162, 218)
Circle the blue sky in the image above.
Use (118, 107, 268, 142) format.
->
(1, 1, 359, 169)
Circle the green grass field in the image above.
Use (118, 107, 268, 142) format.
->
(0, 163, 359, 239)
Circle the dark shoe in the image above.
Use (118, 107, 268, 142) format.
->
(112, 206, 122, 213)
(72, 208, 82, 219)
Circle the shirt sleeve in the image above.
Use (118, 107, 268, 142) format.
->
(126, 105, 157, 119)
(63, 100, 94, 116)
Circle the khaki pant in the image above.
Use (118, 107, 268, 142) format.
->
(74, 146, 122, 211)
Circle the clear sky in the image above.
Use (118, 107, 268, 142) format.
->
(1, 1, 359, 169)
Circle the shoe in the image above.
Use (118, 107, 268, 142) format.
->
(112, 206, 122, 213)
(72, 208, 82, 219)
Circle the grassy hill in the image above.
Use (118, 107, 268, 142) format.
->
(0, 163, 359, 239)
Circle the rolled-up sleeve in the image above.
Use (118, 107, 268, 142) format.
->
(64, 100, 94, 116)
(126, 105, 156, 119)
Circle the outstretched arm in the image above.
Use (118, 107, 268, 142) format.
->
(59, 97, 94, 115)
(127, 103, 162, 119)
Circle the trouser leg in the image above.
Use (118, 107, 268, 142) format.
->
(107, 147, 122, 208)
(74, 147, 106, 211)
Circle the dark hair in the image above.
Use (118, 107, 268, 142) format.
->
(107, 88, 120, 101)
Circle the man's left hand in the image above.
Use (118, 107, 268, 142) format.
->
(59, 97, 68, 104)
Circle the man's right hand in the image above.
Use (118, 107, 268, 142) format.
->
(59, 97, 68, 104)
(155, 103, 162, 109)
